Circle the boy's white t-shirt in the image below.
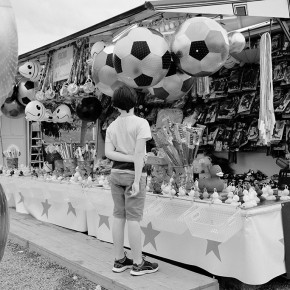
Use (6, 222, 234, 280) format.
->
(105, 115, 151, 171)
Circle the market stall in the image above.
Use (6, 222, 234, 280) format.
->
(1, 0, 290, 286)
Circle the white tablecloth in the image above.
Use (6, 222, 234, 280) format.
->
(1, 176, 286, 285)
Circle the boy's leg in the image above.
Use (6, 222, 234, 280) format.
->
(113, 217, 126, 260)
(110, 172, 127, 260)
(127, 220, 143, 265)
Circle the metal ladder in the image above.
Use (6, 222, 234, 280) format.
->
(30, 122, 44, 168)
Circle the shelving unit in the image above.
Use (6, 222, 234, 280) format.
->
(29, 122, 44, 168)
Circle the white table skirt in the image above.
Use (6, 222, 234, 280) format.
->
(1, 176, 286, 285)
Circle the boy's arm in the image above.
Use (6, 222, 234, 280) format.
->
(130, 138, 146, 196)
(105, 142, 134, 162)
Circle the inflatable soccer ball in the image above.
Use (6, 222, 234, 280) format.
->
(17, 80, 36, 106)
(91, 44, 122, 97)
(148, 62, 194, 103)
(171, 17, 229, 77)
(113, 27, 171, 88)
(90, 41, 106, 57)
(228, 31, 245, 54)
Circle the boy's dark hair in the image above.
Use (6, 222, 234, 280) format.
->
(112, 85, 137, 113)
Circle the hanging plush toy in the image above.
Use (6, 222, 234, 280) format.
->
(171, 17, 229, 77)
(53, 104, 72, 123)
(25, 100, 46, 121)
(113, 27, 171, 88)
(18, 60, 42, 82)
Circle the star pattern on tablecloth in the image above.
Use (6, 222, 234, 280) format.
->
(205, 240, 222, 262)
(141, 222, 160, 251)
(41, 199, 51, 218)
(18, 192, 24, 204)
(98, 214, 110, 229)
(67, 202, 76, 217)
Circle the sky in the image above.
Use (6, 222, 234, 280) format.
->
(10, 0, 144, 55)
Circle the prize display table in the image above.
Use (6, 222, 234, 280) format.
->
(1, 175, 286, 285)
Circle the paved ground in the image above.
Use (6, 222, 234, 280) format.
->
(0, 239, 101, 290)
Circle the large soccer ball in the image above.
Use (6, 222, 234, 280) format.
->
(91, 44, 122, 97)
(148, 62, 194, 103)
(17, 80, 36, 106)
(113, 27, 171, 89)
(171, 17, 229, 77)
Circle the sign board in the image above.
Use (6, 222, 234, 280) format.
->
(52, 46, 74, 82)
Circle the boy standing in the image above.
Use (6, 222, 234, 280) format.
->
(105, 85, 158, 276)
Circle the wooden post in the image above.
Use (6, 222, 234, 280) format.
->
(80, 121, 88, 146)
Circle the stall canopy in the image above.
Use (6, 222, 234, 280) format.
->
(19, 0, 290, 62)
(146, 0, 290, 31)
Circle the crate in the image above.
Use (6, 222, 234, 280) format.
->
(142, 197, 195, 234)
(184, 203, 243, 242)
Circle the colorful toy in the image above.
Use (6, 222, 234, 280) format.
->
(198, 165, 224, 193)
(53, 104, 72, 123)
(19, 60, 42, 81)
(25, 100, 46, 121)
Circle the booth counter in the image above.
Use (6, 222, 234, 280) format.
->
(1, 175, 287, 285)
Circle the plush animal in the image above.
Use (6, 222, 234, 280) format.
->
(198, 165, 225, 193)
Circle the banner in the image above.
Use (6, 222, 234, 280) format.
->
(52, 46, 73, 82)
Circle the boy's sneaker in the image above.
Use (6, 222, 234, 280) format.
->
(112, 252, 133, 273)
(130, 257, 159, 276)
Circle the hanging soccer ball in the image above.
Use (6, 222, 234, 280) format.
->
(228, 31, 245, 54)
(25, 100, 46, 121)
(113, 27, 171, 89)
(53, 104, 72, 123)
(148, 62, 194, 103)
(91, 44, 122, 97)
(17, 80, 36, 106)
(171, 17, 229, 77)
(1, 86, 25, 119)
(18, 60, 42, 82)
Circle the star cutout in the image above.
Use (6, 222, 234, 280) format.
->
(67, 202, 76, 216)
(280, 238, 284, 245)
(41, 199, 51, 218)
(141, 222, 160, 251)
(206, 240, 222, 261)
(18, 192, 24, 204)
(98, 214, 110, 229)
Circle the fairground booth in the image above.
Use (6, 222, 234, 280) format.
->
(2, 0, 290, 286)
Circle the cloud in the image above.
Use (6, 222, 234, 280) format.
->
(10, 0, 144, 54)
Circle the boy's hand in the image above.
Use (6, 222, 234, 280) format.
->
(130, 181, 140, 196)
